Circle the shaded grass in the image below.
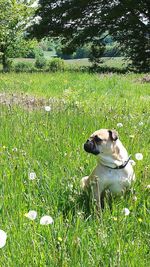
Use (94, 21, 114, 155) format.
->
(0, 72, 150, 266)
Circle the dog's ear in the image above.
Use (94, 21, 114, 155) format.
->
(108, 129, 118, 141)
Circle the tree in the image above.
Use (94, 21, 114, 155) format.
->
(107, 0, 150, 72)
(7, 38, 38, 58)
(30, 0, 150, 72)
(89, 42, 105, 67)
(30, 0, 107, 52)
(0, 0, 36, 72)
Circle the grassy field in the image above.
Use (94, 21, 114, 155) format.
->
(0, 72, 150, 266)
(0, 57, 128, 73)
(12, 56, 127, 69)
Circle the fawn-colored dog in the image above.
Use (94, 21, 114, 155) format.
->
(81, 129, 135, 209)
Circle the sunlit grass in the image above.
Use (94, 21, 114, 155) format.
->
(0, 72, 149, 266)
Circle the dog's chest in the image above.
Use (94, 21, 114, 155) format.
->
(96, 165, 133, 193)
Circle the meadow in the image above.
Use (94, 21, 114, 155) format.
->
(12, 56, 127, 70)
(0, 71, 150, 266)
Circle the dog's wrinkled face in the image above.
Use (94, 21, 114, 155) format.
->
(84, 129, 118, 156)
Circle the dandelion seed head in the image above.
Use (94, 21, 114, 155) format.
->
(117, 122, 123, 128)
(25, 210, 37, 220)
(0, 230, 7, 248)
(29, 172, 36, 180)
(44, 106, 51, 112)
(122, 208, 130, 216)
(40, 215, 54, 225)
(135, 153, 143, 160)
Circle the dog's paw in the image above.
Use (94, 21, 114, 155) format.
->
(80, 176, 89, 190)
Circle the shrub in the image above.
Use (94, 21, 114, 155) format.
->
(35, 56, 47, 69)
(73, 46, 90, 59)
(47, 58, 65, 72)
(25, 49, 35, 58)
(56, 45, 90, 59)
(14, 62, 36, 72)
(26, 46, 44, 59)
(34, 47, 44, 58)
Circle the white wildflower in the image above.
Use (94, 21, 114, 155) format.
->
(12, 147, 18, 152)
(130, 160, 136, 166)
(138, 122, 143, 126)
(0, 230, 7, 248)
(29, 172, 36, 180)
(135, 153, 143, 160)
(117, 123, 123, 128)
(122, 208, 130, 216)
(146, 185, 150, 189)
(44, 106, 51, 112)
(40, 215, 54, 225)
(132, 196, 137, 202)
(25, 210, 37, 220)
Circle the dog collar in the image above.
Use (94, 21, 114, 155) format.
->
(105, 155, 131, 170)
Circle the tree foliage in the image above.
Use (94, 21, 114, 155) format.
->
(0, 0, 36, 71)
(31, 0, 150, 72)
(89, 42, 105, 67)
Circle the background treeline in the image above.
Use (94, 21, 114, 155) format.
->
(1, 0, 149, 73)
(8, 36, 122, 60)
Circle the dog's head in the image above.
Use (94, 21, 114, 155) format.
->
(84, 129, 118, 156)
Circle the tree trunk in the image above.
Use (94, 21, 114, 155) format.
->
(2, 52, 8, 72)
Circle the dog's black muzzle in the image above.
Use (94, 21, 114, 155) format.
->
(84, 140, 100, 155)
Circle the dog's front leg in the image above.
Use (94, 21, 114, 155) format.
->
(80, 167, 98, 190)
(91, 176, 104, 211)
(80, 176, 90, 190)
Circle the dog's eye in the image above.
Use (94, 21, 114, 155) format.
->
(94, 135, 102, 143)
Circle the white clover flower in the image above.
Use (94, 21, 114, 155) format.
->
(138, 122, 143, 126)
(117, 123, 123, 128)
(0, 230, 7, 248)
(25, 210, 37, 220)
(135, 153, 143, 160)
(44, 106, 51, 112)
(122, 208, 130, 216)
(29, 172, 36, 180)
(130, 160, 136, 166)
(40, 215, 54, 225)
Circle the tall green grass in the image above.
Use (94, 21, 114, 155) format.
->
(0, 72, 149, 266)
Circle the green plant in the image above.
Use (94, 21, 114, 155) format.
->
(0, 72, 149, 266)
(47, 58, 65, 72)
(35, 56, 47, 69)
(14, 62, 35, 72)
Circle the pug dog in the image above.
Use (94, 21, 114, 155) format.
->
(81, 129, 135, 209)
